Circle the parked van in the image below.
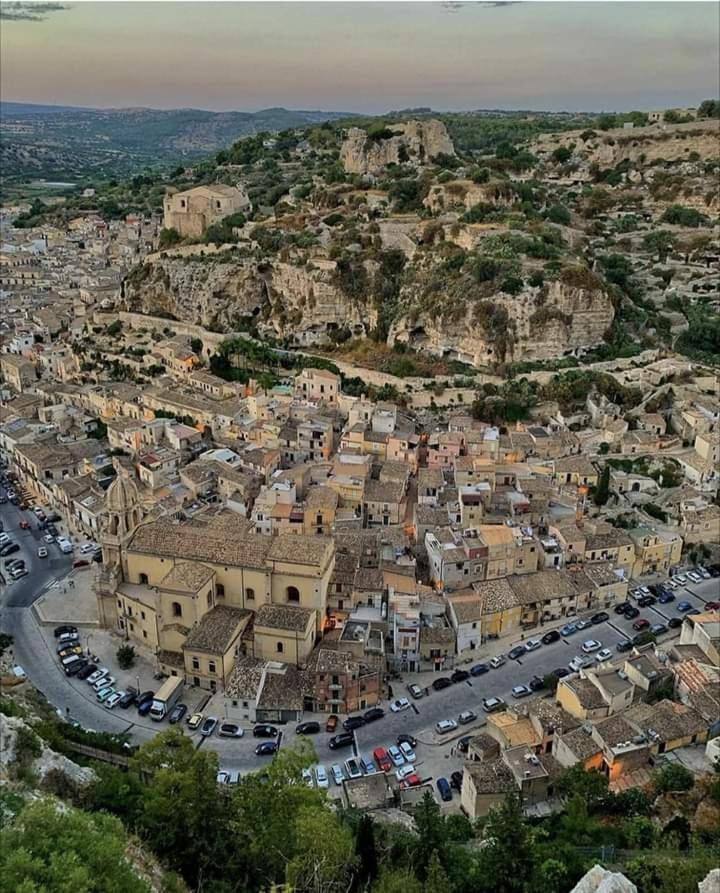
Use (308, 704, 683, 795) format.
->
(56, 538, 73, 554)
(149, 676, 184, 721)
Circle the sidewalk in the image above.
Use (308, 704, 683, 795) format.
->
(33, 567, 99, 627)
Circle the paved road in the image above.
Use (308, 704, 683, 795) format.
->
(2, 492, 716, 775)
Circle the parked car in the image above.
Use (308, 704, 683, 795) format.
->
(359, 755, 376, 775)
(650, 623, 668, 637)
(529, 675, 545, 692)
(677, 601, 693, 612)
(388, 745, 405, 767)
(525, 638, 542, 651)
(704, 601, 720, 611)
(76, 663, 97, 680)
(551, 667, 570, 679)
(37, 546, 48, 558)
(186, 712, 204, 730)
(253, 724, 278, 738)
(614, 602, 631, 615)
(58, 645, 82, 659)
(118, 687, 138, 708)
(633, 631, 656, 647)
(569, 655, 592, 672)
(451, 668, 470, 683)
(401, 774, 422, 788)
(93, 675, 115, 691)
(436, 719, 458, 734)
(325, 714, 338, 733)
(482, 697, 506, 713)
(168, 703, 187, 724)
(0, 543, 20, 556)
(397, 734, 417, 748)
(138, 698, 154, 717)
(541, 630, 561, 645)
(87, 668, 109, 685)
(596, 649, 613, 663)
(432, 676, 452, 691)
(105, 692, 123, 709)
(470, 662, 490, 676)
(390, 697, 411, 713)
(658, 592, 675, 604)
(581, 639, 602, 653)
(255, 741, 278, 756)
(625, 606, 640, 619)
(54, 624, 79, 639)
(395, 764, 416, 782)
(560, 623, 577, 637)
(201, 717, 218, 737)
(219, 722, 244, 738)
(407, 683, 424, 699)
(315, 765, 330, 788)
(136, 691, 154, 709)
(343, 715, 365, 732)
(511, 685, 531, 699)
(616, 639, 634, 653)
(65, 659, 88, 677)
(373, 747, 393, 772)
(345, 757, 362, 779)
(591, 612, 609, 624)
(668, 617, 683, 629)
(458, 710, 477, 725)
(296, 721, 320, 735)
(328, 733, 354, 750)
(489, 656, 506, 669)
(638, 595, 656, 608)
(399, 740, 416, 762)
(457, 736, 472, 754)
(633, 618, 650, 630)
(331, 764, 345, 785)
(508, 645, 526, 660)
(96, 686, 115, 703)
(450, 770, 463, 792)
(436, 776, 453, 801)
(363, 707, 384, 723)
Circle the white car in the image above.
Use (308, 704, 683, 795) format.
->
(216, 771, 231, 785)
(436, 719, 457, 734)
(490, 656, 506, 669)
(331, 764, 345, 785)
(511, 685, 531, 699)
(687, 572, 702, 584)
(43, 534, 55, 544)
(525, 638, 542, 651)
(56, 538, 73, 554)
(389, 697, 411, 713)
(596, 649, 613, 663)
(302, 768, 313, 786)
(395, 764, 416, 782)
(399, 741, 416, 762)
(37, 546, 48, 558)
(33, 507, 45, 517)
(569, 655, 592, 672)
(698, 567, 711, 580)
(87, 668, 109, 685)
(80, 542, 99, 554)
(673, 574, 687, 585)
(388, 745, 405, 767)
(581, 639, 602, 654)
(314, 765, 329, 789)
(93, 674, 115, 691)
(105, 692, 123, 709)
(344, 758, 362, 780)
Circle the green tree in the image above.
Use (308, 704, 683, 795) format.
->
(286, 808, 356, 893)
(533, 858, 570, 893)
(555, 764, 609, 808)
(423, 850, 451, 893)
(479, 794, 537, 893)
(546, 204, 571, 225)
(158, 227, 181, 249)
(374, 871, 423, 893)
(0, 800, 151, 892)
(355, 814, 379, 886)
(654, 763, 695, 794)
(623, 816, 656, 848)
(552, 146, 573, 164)
(116, 644, 136, 670)
(413, 792, 447, 878)
(643, 230, 676, 262)
(594, 465, 611, 506)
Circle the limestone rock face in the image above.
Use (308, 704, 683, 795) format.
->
(570, 865, 638, 893)
(424, 179, 514, 214)
(340, 119, 455, 175)
(698, 869, 720, 893)
(389, 278, 614, 365)
(0, 713, 97, 787)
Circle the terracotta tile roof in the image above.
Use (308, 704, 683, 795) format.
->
(254, 603, 315, 633)
(475, 578, 518, 614)
(267, 534, 332, 566)
(182, 606, 251, 654)
(160, 561, 215, 593)
(225, 656, 265, 699)
(561, 677, 607, 710)
(626, 699, 709, 741)
(557, 726, 602, 762)
(464, 758, 516, 793)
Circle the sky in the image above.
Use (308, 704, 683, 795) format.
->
(1, 1, 718, 114)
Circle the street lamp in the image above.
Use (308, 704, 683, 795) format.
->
(85, 634, 93, 656)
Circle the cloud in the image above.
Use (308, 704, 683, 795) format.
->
(0, 2, 68, 21)
(441, 2, 465, 12)
(478, 2, 521, 7)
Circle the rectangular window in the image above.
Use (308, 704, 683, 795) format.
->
(209, 661, 216, 675)
(192, 657, 200, 671)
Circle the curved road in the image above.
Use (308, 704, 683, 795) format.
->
(2, 495, 716, 775)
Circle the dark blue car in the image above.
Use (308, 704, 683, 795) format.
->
(436, 777, 452, 802)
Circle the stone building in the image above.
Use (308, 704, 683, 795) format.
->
(163, 184, 251, 239)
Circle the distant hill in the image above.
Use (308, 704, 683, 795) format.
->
(0, 102, 356, 185)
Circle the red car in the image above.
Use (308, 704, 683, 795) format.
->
(373, 746, 392, 773)
(633, 618, 650, 631)
(401, 774, 422, 788)
(19, 520, 30, 530)
(705, 601, 719, 611)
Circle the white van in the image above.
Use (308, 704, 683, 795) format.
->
(56, 537, 73, 554)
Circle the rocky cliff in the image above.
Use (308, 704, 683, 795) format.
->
(389, 275, 614, 365)
(340, 119, 455, 175)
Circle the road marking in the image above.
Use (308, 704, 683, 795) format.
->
(465, 679, 473, 687)
(411, 703, 419, 715)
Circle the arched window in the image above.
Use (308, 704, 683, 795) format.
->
(172, 602, 182, 618)
(245, 587, 255, 601)
(276, 641, 284, 654)
(139, 573, 149, 585)
(286, 586, 300, 603)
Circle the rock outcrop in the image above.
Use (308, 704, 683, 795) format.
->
(425, 179, 515, 214)
(340, 119, 455, 175)
(390, 276, 614, 365)
(570, 865, 638, 893)
(0, 713, 97, 787)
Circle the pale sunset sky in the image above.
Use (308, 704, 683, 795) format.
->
(1, 1, 718, 113)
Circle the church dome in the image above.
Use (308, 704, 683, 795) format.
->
(105, 473, 139, 513)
